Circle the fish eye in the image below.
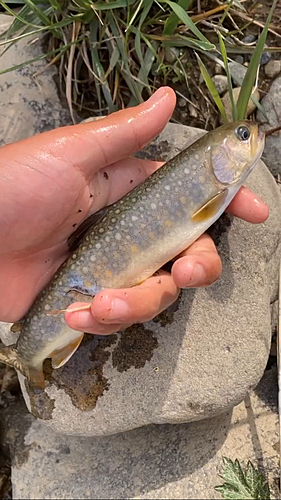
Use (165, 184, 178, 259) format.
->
(235, 125, 250, 141)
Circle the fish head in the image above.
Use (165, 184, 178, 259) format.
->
(209, 120, 265, 186)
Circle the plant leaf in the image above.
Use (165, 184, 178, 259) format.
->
(215, 457, 271, 500)
(195, 52, 228, 123)
(236, 0, 278, 120)
(163, 0, 191, 35)
(218, 32, 237, 122)
(161, 0, 214, 48)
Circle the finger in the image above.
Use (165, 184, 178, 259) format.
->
(226, 186, 269, 223)
(65, 270, 179, 332)
(171, 233, 222, 288)
(6, 87, 176, 179)
(65, 304, 125, 335)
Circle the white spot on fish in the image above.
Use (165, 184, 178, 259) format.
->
(90, 255, 96, 262)
(115, 209, 120, 214)
(105, 236, 110, 242)
(120, 220, 125, 225)
(184, 168, 189, 174)
(151, 203, 157, 209)
(178, 180, 182, 186)
(111, 218, 116, 223)
(132, 216, 138, 222)
(115, 233, 122, 241)
(195, 154, 200, 160)
(99, 228, 104, 233)
(45, 304, 51, 311)
(96, 243, 101, 249)
(72, 254, 77, 259)
(83, 267, 88, 273)
(58, 281, 63, 286)
(164, 185, 170, 191)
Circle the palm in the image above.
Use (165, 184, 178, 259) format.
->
(0, 122, 161, 323)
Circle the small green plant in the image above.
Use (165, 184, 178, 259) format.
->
(197, 0, 278, 122)
(215, 457, 271, 500)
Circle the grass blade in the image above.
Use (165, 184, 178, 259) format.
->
(195, 52, 228, 124)
(161, 0, 214, 48)
(236, 0, 278, 120)
(218, 32, 237, 122)
(163, 0, 191, 35)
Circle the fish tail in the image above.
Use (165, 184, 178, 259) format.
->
(0, 345, 45, 389)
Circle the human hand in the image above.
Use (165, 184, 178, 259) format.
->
(0, 87, 268, 334)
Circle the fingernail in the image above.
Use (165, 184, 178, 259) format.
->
(188, 263, 206, 287)
(148, 86, 170, 102)
(108, 298, 129, 321)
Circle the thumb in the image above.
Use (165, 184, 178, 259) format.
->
(3, 87, 176, 178)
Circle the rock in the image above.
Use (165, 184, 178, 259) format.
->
(220, 86, 260, 124)
(261, 48, 272, 66)
(234, 55, 244, 65)
(212, 75, 228, 95)
(242, 34, 256, 44)
(228, 61, 247, 86)
(4, 122, 277, 437)
(264, 59, 281, 79)
(257, 76, 281, 177)
(0, 14, 70, 146)
(214, 63, 223, 75)
(164, 47, 180, 64)
(2, 369, 279, 499)
(178, 97, 186, 108)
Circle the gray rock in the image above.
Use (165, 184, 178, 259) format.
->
(7, 122, 279, 437)
(257, 76, 281, 177)
(3, 369, 279, 499)
(228, 61, 247, 86)
(212, 74, 228, 95)
(0, 14, 70, 146)
(234, 55, 244, 65)
(220, 86, 260, 124)
(261, 48, 272, 66)
(264, 59, 281, 79)
(164, 47, 180, 64)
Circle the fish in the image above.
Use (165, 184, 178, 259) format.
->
(0, 120, 265, 389)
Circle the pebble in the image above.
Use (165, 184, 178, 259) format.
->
(235, 55, 244, 65)
(164, 47, 180, 64)
(228, 61, 247, 86)
(264, 59, 281, 79)
(212, 74, 228, 95)
(178, 97, 187, 108)
(220, 86, 260, 124)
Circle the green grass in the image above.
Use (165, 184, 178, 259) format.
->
(0, 0, 279, 123)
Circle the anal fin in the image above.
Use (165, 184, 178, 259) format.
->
(51, 334, 84, 369)
(191, 189, 228, 223)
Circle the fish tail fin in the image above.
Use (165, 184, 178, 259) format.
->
(0, 345, 45, 389)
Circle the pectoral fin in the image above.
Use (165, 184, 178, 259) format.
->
(191, 189, 228, 223)
(51, 334, 84, 369)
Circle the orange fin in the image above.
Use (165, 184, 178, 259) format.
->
(0, 345, 45, 389)
(10, 321, 23, 334)
(51, 334, 84, 369)
(191, 189, 228, 223)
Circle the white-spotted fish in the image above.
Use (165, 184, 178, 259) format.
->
(0, 120, 265, 389)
